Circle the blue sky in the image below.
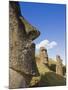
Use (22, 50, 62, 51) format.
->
(19, 2, 66, 64)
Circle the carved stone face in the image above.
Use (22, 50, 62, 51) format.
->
(39, 47, 48, 65)
(9, 1, 40, 89)
(9, 1, 39, 75)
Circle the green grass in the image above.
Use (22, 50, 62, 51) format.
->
(39, 71, 66, 86)
(30, 57, 66, 87)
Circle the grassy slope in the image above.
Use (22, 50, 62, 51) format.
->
(30, 58, 66, 87)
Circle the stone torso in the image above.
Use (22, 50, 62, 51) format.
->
(56, 55, 63, 76)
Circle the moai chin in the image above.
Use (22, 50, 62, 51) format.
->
(9, 1, 40, 89)
(56, 55, 63, 76)
(39, 47, 49, 66)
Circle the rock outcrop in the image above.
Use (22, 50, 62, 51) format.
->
(56, 55, 63, 76)
(9, 1, 40, 89)
(39, 47, 49, 66)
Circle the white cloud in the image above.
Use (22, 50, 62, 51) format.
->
(36, 39, 57, 50)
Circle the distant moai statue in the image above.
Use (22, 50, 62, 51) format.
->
(56, 55, 63, 76)
(39, 47, 49, 66)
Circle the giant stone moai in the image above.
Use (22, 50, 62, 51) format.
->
(9, 1, 40, 89)
(39, 47, 49, 66)
(56, 55, 63, 76)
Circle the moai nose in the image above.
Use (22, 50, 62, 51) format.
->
(19, 16, 40, 40)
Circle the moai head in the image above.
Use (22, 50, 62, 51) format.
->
(56, 55, 63, 76)
(56, 55, 63, 65)
(9, 1, 40, 76)
(9, 1, 40, 88)
(39, 47, 48, 66)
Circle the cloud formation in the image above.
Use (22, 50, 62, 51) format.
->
(36, 39, 57, 50)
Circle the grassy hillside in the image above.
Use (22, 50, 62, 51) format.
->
(30, 57, 66, 87)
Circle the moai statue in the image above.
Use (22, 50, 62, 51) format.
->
(9, 1, 40, 89)
(39, 47, 49, 66)
(56, 55, 63, 76)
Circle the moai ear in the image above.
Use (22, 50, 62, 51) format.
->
(19, 16, 40, 40)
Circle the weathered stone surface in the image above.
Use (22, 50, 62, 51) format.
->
(56, 55, 63, 76)
(19, 16, 40, 40)
(9, 1, 40, 88)
(39, 47, 49, 66)
(9, 68, 28, 89)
